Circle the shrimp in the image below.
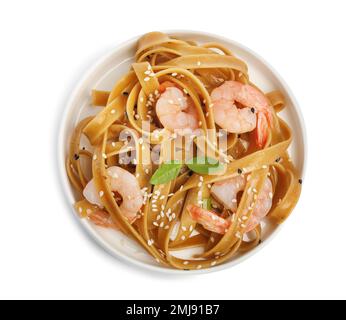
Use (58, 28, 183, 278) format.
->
(83, 166, 143, 223)
(188, 175, 273, 233)
(211, 80, 272, 148)
(156, 83, 199, 135)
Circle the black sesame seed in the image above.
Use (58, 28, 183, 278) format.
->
(122, 92, 129, 96)
(251, 107, 255, 113)
(238, 168, 243, 174)
(74, 154, 80, 160)
(298, 179, 303, 184)
(275, 157, 281, 162)
(258, 239, 262, 245)
(237, 134, 241, 138)
(82, 147, 86, 150)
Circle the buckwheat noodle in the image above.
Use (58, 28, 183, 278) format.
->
(66, 32, 302, 270)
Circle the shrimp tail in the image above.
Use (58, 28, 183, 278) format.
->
(88, 210, 119, 230)
(187, 205, 230, 234)
(255, 112, 269, 148)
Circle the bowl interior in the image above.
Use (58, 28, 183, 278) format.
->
(59, 31, 306, 274)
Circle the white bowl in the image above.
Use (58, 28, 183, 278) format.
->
(58, 30, 307, 274)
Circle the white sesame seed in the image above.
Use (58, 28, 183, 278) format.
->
(102, 153, 107, 159)
(181, 235, 186, 240)
(189, 225, 193, 232)
(78, 207, 82, 213)
(145, 168, 149, 174)
(159, 222, 164, 228)
(183, 88, 188, 95)
(171, 72, 177, 77)
(231, 198, 237, 203)
(236, 231, 242, 239)
(160, 211, 165, 218)
(164, 225, 169, 230)
(211, 261, 216, 266)
(182, 226, 187, 231)
(206, 112, 209, 117)
(210, 236, 215, 243)
(269, 192, 273, 199)
(262, 165, 268, 169)
(183, 261, 189, 265)
(110, 109, 116, 114)
(198, 200, 203, 205)
(208, 184, 212, 189)
(144, 77, 150, 82)
(144, 70, 151, 75)
(242, 216, 248, 221)
(93, 154, 97, 160)
(168, 99, 174, 104)
(139, 97, 144, 103)
(156, 215, 161, 220)
(153, 222, 159, 227)
(241, 223, 247, 228)
(198, 121, 202, 126)
(209, 103, 214, 108)
(199, 176, 204, 182)
(197, 61, 201, 66)
(197, 265, 202, 269)
(179, 185, 184, 191)
(171, 213, 176, 219)
(99, 191, 104, 197)
(198, 182, 203, 187)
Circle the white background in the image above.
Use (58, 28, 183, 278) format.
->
(0, 0, 345, 300)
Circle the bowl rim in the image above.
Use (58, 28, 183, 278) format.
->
(57, 29, 307, 275)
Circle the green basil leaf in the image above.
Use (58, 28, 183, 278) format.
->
(202, 198, 212, 210)
(187, 157, 224, 175)
(150, 161, 182, 185)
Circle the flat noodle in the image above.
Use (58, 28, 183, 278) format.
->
(66, 32, 302, 270)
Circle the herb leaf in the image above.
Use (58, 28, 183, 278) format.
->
(187, 157, 224, 175)
(150, 161, 182, 185)
(202, 198, 212, 210)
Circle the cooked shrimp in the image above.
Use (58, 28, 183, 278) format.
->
(188, 175, 273, 233)
(211, 80, 272, 148)
(83, 166, 143, 223)
(156, 84, 199, 135)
